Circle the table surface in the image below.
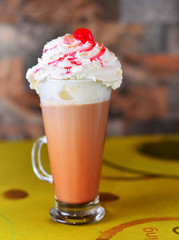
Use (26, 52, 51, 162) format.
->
(0, 134, 179, 240)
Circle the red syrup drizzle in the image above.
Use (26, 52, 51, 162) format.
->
(90, 44, 106, 62)
(74, 28, 106, 65)
(71, 61, 82, 66)
(43, 44, 58, 53)
(47, 43, 95, 66)
(45, 28, 106, 76)
(48, 57, 64, 65)
(35, 67, 43, 73)
(64, 66, 72, 74)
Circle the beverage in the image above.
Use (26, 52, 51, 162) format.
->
(41, 100, 110, 204)
(26, 28, 122, 224)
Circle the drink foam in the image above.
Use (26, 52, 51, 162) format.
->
(39, 79, 111, 105)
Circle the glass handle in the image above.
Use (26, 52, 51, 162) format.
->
(31, 136, 53, 183)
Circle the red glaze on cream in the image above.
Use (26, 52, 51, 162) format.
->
(48, 57, 64, 65)
(67, 57, 77, 61)
(41, 29, 106, 75)
(64, 66, 72, 74)
(63, 43, 96, 59)
(90, 44, 106, 62)
(44, 44, 58, 53)
(47, 42, 96, 67)
(81, 42, 96, 52)
(71, 61, 82, 66)
(35, 67, 43, 73)
(64, 51, 76, 58)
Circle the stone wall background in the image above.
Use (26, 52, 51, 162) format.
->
(0, 0, 178, 139)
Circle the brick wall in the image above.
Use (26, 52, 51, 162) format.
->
(0, 0, 178, 139)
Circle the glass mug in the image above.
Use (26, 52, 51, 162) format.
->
(31, 79, 111, 225)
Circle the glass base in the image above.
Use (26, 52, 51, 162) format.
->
(49, 196, 105, 225)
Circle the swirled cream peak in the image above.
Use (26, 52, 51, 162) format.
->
(26, 29, 122, 92)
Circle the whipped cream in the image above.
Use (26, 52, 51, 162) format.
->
(26, 30, 122, 92)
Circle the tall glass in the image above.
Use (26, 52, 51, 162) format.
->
(31, 79, 111, 225)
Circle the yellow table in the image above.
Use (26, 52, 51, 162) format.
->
(1, 134, 179, 240)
